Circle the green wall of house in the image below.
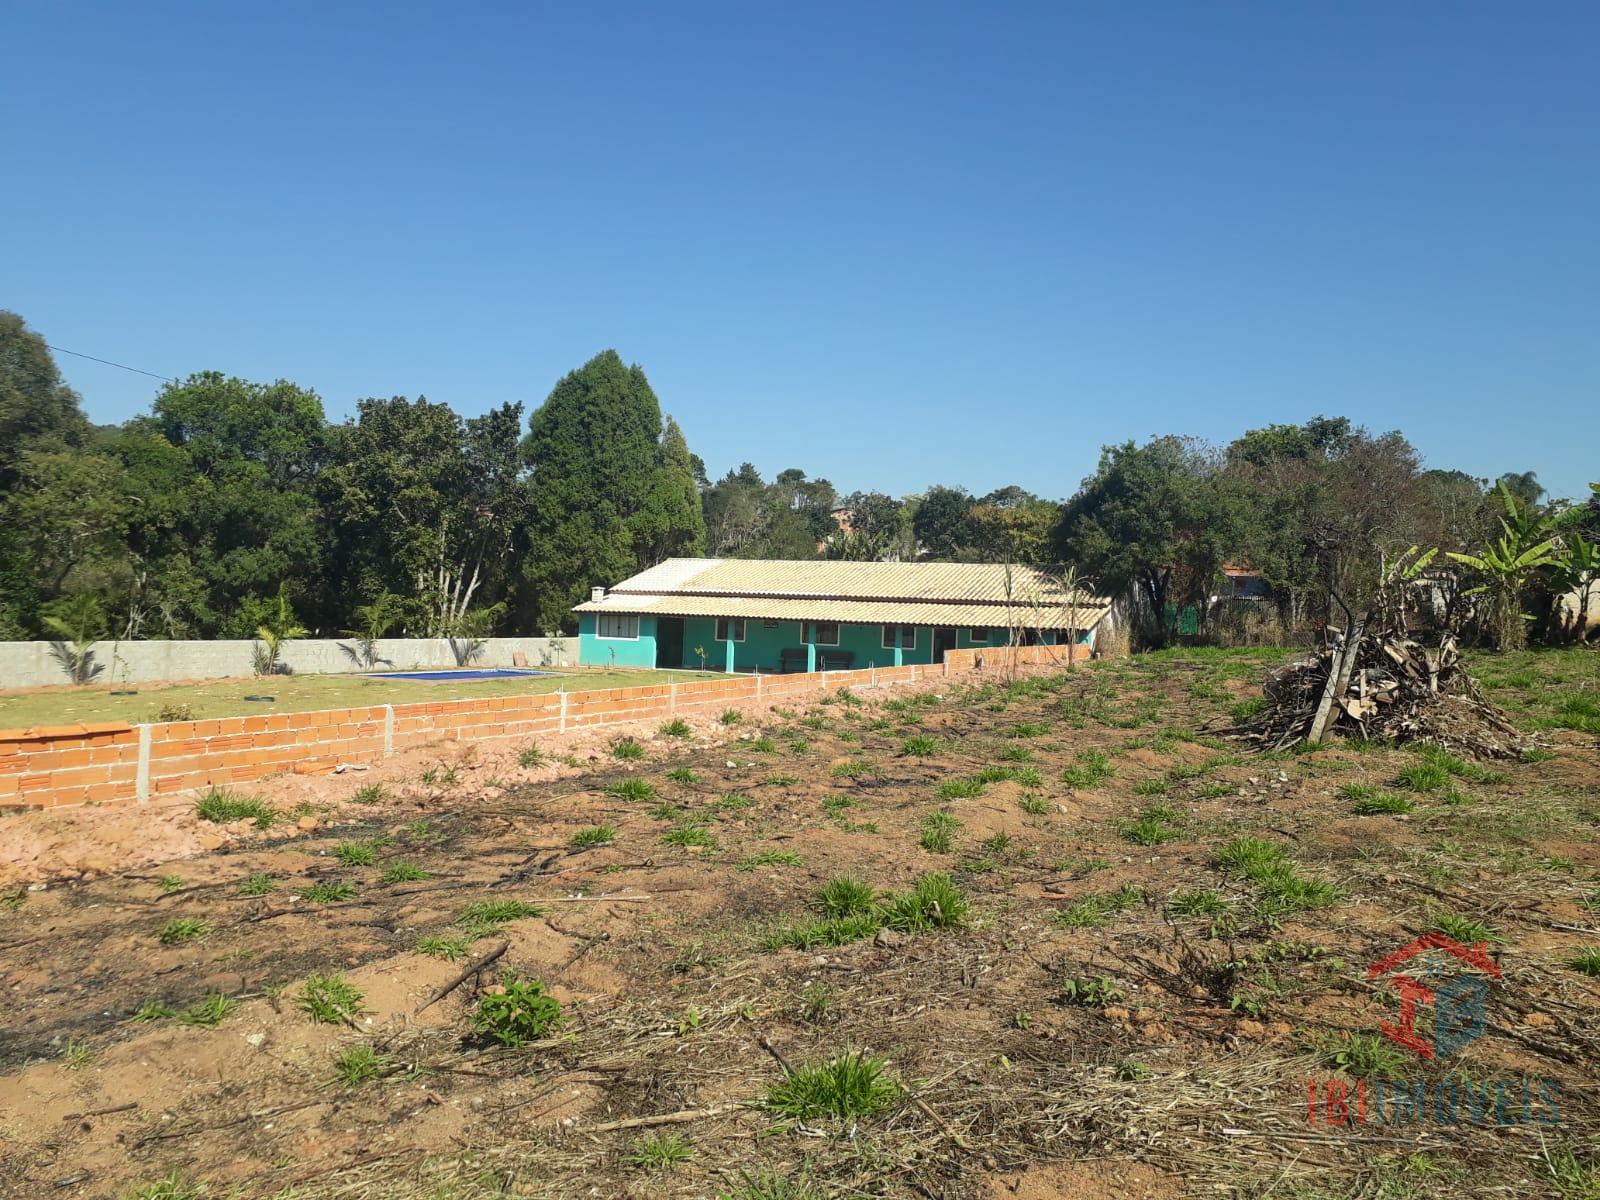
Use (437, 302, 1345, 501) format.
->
(577, 615, 1088, 671)
(577, 613, 659, 669)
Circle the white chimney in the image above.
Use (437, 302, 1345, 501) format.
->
(591, 586, 606, 602)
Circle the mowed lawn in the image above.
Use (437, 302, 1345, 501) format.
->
(0, 667, 729, 729)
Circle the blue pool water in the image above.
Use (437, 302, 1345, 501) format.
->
(366, 668, 559, 682)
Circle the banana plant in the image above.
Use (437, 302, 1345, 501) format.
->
(1446, 489, 1564, 650)
(1550, 531, 1599, 643)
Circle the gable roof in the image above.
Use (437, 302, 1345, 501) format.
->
(573, 558, 1110, 631)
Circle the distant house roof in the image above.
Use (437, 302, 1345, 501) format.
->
(574, 558, 1111, 631)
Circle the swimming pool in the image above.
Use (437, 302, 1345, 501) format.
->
(365, 669, 561, 682)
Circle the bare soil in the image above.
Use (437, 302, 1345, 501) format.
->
(1, 650, 1596, 1199)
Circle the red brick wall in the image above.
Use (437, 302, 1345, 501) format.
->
(0, 646, 1087, 811)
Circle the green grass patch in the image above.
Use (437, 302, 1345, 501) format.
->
(571, 824, 618, 848)
(919, 810, 961, 853)
(764, 1051, 899, 1120)
(195, 788, 275, 828)
(298, 973, 365, 1024)
(1061, 749, 1114, 789)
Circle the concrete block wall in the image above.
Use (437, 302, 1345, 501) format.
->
(0, 637, 574, 689)
(0, 643, 1090, 811)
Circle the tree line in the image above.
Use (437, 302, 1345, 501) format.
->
(2, 311, 1594, 652)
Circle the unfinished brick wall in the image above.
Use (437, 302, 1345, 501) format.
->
(0, 644, 1089, 811)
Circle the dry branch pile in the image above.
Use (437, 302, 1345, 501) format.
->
(1231, 627, 1529, 758)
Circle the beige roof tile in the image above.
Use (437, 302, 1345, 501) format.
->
(573, 558, 1109, 630)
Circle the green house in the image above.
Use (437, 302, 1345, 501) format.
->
(573, 558, 1110, 673)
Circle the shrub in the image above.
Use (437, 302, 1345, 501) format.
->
(472, 974, 565, 1046)
(764, 1051, 899, 1120)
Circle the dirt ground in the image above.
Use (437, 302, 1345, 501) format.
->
(1, 649, 1596, 1200)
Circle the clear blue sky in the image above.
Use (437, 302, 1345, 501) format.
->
(6, 2, 1596, 502)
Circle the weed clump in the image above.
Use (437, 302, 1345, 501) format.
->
(158, 918, 209, 945)
(472, 974, 564, 1046)
(919, 810, 961, 853)
(571, 825, 617, 848)
(195, 788, 275, 828)
(607, 778, 655, 801)
(764, 1050, 899, 1120)
(298, 973, 365, 1024)
(611, 737, 645, 760)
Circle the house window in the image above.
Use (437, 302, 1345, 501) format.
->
(596, 613, 639, 640)
(715, 618, 746, 642)
(804, 621, 840, 646)
(881, 624, 916, 650)
(967, 628, 988, 644)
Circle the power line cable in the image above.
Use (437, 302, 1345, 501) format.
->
(45, 343, 175, 383)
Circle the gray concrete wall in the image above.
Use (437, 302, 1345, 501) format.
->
(0, 637, 574, 688)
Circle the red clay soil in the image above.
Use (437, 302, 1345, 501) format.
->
(0, 655, 1596, 1199)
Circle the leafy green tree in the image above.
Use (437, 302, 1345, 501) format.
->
(1056, 437, 1244, 644)
(523, 351, 698, 631)
(0, 311, 89, 491)
(322, 396, 528, 637)
(637, 416, 706, 562)
(913, 486, 976, 559)
(126, 372, 326, 635)
(967, 487, 1058, 563)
